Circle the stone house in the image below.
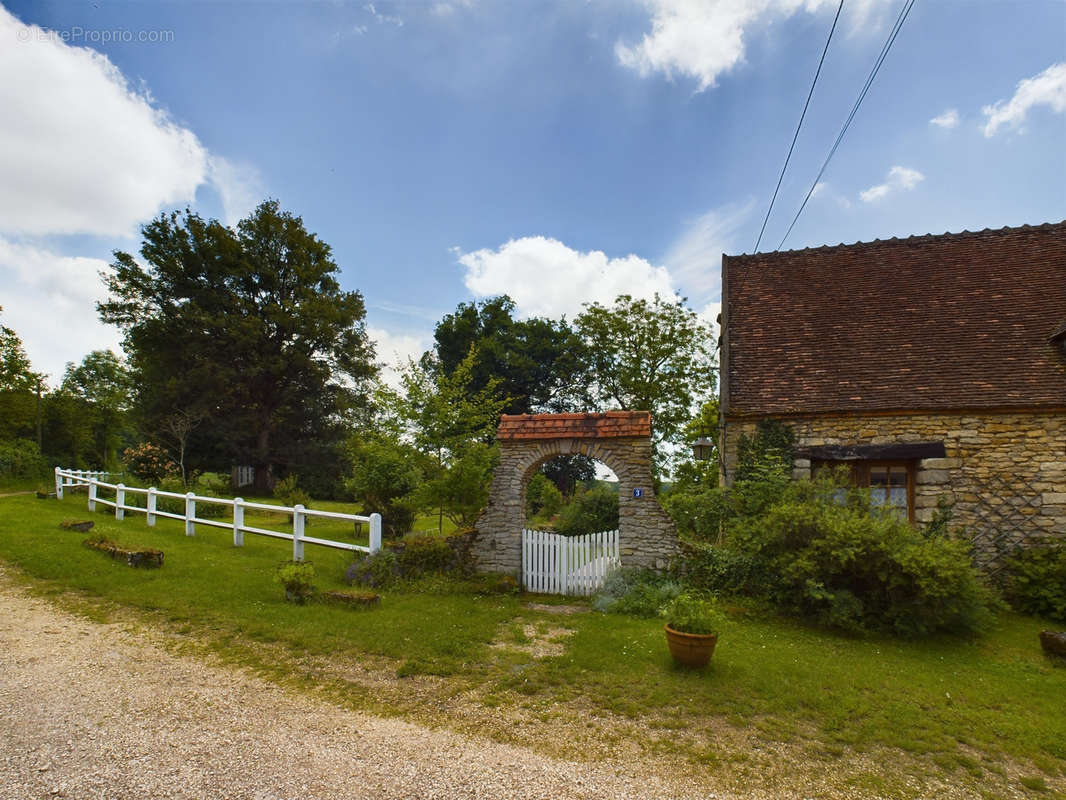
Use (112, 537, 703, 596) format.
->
(719, 221, 1066, 569)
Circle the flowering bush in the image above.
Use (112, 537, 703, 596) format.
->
(122, 442, 177, 484)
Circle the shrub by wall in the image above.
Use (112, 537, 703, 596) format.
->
(1005, 546, 1066, 623)
(727, 488, 996, 636)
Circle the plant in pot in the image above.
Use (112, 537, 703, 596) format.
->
(275, 560, 316, 604)
(661, 592, 724, 668)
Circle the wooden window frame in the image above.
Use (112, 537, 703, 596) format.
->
(813, 459, 916, 523)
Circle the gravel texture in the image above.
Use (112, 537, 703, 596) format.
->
(0, 582, 710, 800)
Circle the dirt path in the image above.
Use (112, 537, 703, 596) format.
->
(0, 581, 720, 800)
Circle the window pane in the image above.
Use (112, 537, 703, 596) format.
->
(888, 469, 907, 487)
(870, 467, 889, 486)
(871, 487, 887, 507)
(890, 487, 907, 507)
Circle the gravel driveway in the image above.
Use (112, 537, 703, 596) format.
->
(0, 582, 712, 800)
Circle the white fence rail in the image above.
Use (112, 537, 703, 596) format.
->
(55, 467, 381, 561)
(521, 528, 620, 596)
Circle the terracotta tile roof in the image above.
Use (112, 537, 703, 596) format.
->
(497, 411, 652, 440)
(723, 222, 1066, 416)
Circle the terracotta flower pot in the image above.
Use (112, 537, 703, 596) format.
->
(664, 624, 718, 668)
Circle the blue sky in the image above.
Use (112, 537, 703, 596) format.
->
(1, 0, 1064, 383)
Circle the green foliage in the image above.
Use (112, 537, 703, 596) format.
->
(123, 442, 178, 484)
(99, 201, 376, 493)
(275, 560, 316, 603)
(733, 419, 795, 485)
(593, 567, 682, 617)
(274, 474, 312, 509)
(432, 295, 585, 414)
(553, 483, 619, 536)
(345, 548, 400, 589)
(728, 482, 996, 636)
(574, 293, 716, 472)
(345, 435, 423, 538)
(661, 592, 725, 636)
(0, 307, 37, 393)
(1005, 546, 1066, 623)
(679, 541, 767, 597)
(379, 347, 509, 532)
(0, 439, 46, 480)
(664, 485, 732, 542)
(525, 472, 563, 519)
(538, 454, 596, 498)
(60, 350, 133, 468)
(414, 441, 497, 528)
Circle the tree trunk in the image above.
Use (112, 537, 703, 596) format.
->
(253, 426, 274, 494)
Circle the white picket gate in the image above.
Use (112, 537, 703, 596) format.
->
(521, 529, 620, 596)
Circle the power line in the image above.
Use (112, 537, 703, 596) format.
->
(753, 0, 845, 254)
(776, 0, 918, 251)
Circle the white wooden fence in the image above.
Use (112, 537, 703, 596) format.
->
(55, 467, 381, 561)
(521, 528, 620, 596)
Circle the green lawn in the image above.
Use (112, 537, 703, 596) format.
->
(1, 491, 1063, 798)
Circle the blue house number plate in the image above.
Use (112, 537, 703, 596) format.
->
(632, 488, 644, 498)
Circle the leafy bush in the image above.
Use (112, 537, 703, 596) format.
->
(554, 484, 619, 536)
(275, 560, 315, 603)
(0, 438, 46, 480)
(346, 549, 400, 589)
(593, 567, 681, 617)
(661, 592, 725, 636)
(345, 436, 422, 538)
(1005, 546, 1066, 622)
(664, 486, 732, 542)
(728, 484, 996, 636)
(679, 541, 768, 597)
(122, 442, 177, 484)
(392, 532, 464, 576)
(274, 474, 312, 509)
(525, 472, 563, 519)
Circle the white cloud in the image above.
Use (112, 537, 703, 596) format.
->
(458, 236, 676, 321)
(0, 7, 208, 237)
(366, 326, 431, 390)
(663, 201, 752, 293)
(0, 237, 119, 382)
(930, 108, 959, 129)
(0, 7, 264, 238)
(859, 165, 924, 203)
(983, 62, 1066, 137)
(615, 0, 889, 91)
(207, 156, 265, 228)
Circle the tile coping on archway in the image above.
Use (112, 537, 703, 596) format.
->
(470, 412, 679, 574)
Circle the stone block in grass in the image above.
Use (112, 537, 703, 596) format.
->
(59, 520, 94, 533)
(320, 589, 381, 609)
(84, 535, 164, 568)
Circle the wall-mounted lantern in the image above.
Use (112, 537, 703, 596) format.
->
(691, 437, 715, 462)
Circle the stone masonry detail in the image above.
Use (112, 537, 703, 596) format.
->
(471, 418, 679, 574)
(722, 411, 1066, 569)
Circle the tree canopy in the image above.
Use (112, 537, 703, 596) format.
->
(98, 200, 376, 492)
(432, 295, 583, 414)
(575, 293, 716, 471)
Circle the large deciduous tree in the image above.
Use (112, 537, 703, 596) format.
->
(575, 293, 716, 472)
(432, 295, 583, 414)
(99, 200, 376, 493)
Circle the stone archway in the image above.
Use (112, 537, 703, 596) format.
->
(470, 411, 679, 574)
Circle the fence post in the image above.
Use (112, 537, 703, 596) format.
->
(147, 488, 157, 526)
(369, 513, 382, 554)
(55, 467, 63, 500)
(233, 498, 244, 547)
(293, 504, 305, 561)
(185, 492, 196, 536)
(88, 480, 97, 512)
(115, 484, 125, 520)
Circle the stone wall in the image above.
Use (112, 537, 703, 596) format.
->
(471, 437, 679, 574)
(721, 411, 1066, 568)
